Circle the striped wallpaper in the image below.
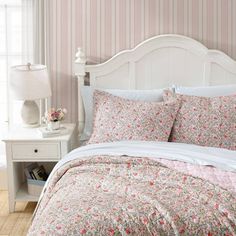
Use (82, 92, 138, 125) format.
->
(45, 0, 236, 122)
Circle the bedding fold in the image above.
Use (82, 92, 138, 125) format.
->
(53, 141, 236, 173)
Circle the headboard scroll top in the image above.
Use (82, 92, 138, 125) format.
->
(74, 34, 236, 135)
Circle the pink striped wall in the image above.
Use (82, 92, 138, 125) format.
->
(45, 0, 236, 122)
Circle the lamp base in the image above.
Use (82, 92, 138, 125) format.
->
(22, 123, 40, 128)
(21, 100, 39, 128)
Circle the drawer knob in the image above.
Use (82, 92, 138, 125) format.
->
(34, 149, 38, 153)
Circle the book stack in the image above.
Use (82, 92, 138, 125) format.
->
(37, 127, 61, 138)
(24, 163, 48, 181)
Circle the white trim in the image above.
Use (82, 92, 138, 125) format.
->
(77, 34, 236, 74)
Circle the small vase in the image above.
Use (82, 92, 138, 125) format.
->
(47, 121, 60, 131)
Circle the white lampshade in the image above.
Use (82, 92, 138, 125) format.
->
(10, 64, 52, 100)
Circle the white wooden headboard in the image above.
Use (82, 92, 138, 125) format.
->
(75, 34, 236, 135)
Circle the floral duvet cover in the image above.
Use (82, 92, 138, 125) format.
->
(28, 154, 236, 236)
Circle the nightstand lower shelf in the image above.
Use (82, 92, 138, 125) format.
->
(16, 183, 39, 202)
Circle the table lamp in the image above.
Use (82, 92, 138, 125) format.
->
(10, 63, 52, 127)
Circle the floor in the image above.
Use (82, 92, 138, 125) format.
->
(0, 191, 36, 236)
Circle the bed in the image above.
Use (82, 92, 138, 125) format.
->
(28, 35, 236, 235)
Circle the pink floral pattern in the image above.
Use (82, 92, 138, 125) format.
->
(163, 90, 236, 150)
(88, 90, 180, 144)
(28, 155, 236, 235)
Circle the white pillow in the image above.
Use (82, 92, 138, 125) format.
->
(175, 84, 236, 97)
(80, 87, 165, 141)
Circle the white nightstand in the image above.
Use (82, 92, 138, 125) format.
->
(2, 123, 77, 213)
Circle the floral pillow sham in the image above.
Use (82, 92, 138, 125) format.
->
(88, 90, 180, 144)
(163, 90, 236, 150)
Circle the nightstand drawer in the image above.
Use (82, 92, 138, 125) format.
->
(12, 143, 60, 160)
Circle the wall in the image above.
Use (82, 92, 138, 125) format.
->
(45, 0, 236, 122)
